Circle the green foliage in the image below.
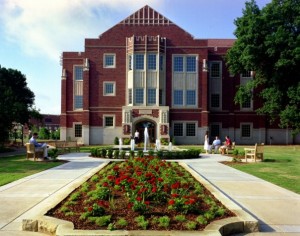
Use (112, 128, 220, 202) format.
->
(158, 216, 170, 228)
(185, 221, 197, 230)
(0, 66, 38, 143)
(113, 150, 119, 159)
(120, 150, 126, 159)
(232, 149, 239, 156)
(123, 138, 130, 145)
(137, 150, 144, 157)
(93, 215, 111, 226)
(38, 127, 49, 139)
(48, 148, 58, 161)
(196, 215, 207, 225)
(107, 149, 113, 158)
(226, 0, 300, 134)
(175, 214, 186, 222)
(134, 215, 149, 230)
(114, 137, 119, 145)
(160, 138, 169, 145)
(69, 192, 81, 201)
(115, 218, 128, 228)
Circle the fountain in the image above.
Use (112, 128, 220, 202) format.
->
(144, 127, 149, 152)
(119, 138, 123, 151)
(130, 137, 135, 151)
(155, 139, 161, 151)
(168, 142, 172, 151)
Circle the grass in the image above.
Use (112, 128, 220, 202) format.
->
(0, 154, 64, 186)
(182, 145, 300, 194)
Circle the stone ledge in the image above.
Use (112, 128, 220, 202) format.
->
(22, 162, 259, 236)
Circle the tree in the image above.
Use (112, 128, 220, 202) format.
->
(0, 66, 40, 144)
(226, 0, 300, 135)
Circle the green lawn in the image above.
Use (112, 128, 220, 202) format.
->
(0, 155, 64, 186)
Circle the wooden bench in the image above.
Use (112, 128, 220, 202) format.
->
(244, 143, 264, 162)
(225, 141, 236, 154)
(64, 141, 80, 152)
(47, 140, 80, 153)
(26, 143, 43, 161)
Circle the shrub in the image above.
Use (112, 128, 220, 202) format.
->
(113, 150, 119, 159)
(196, 215, 207, 225)
(87, 187, 110, 200)
(148, 150, 154, 156)
(158, 216, 170, 228)
(129, 150, 135, 158)
(137, 150, 144, 157)
(114, 137, 119, 145)
(116, 218, 128, 228)
(160, 138, 169, 145)
(123, 138, 130, 145)
(232, 149, 239, 156)
(95, 215, 111, 226)
(175, 214, 186, 222)
(69, 192, 81, 201)
(101, 149, 107, 158)
(107, 149, 113, 158)
(135, 215, 149, 230)
(120, 150, 126, 159)
(185, 221, 197, 230)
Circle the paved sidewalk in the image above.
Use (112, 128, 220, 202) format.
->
(0, 153, 299, 235)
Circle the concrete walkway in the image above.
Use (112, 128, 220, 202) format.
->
(0, 152, 299, 235)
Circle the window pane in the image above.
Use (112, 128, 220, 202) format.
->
(159, 89, 163, 105)
(105, 55, 115, 67)
(210, 63, 220, 77)
(159, 55, 164, 71)
(148, 54, 156, 70)
(129, 55, 133, 70)
(186, 56, 196, 72)
(135, 88, 144, 104)
(105, 117, 114, 127)
(74, 95, 83, 109)
(147, 88, 156, 104)
(174, 123, 183, 136)
(211, 94, 220, 107)
(174, 90, 183, 105)
(74, 124, 82, 137)
(128, 89, 132, 104)
(242, 97, 251, 108)
(135, 55, 144, 70)
(186, 123, 196, 136)
(241, 124, 251, 137)
(174, 56, 183, 72)
(186, 90, 196, 105)
(75, 66, 83, 80)
(105, 83, 114, 95)
(242, 71, 251, 77)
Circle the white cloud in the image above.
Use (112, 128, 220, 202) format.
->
(0, 0, 162, 61)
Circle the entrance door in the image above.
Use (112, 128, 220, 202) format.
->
(135, 121, 156, 143)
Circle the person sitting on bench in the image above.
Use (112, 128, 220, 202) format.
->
(29, 133, 48, 160)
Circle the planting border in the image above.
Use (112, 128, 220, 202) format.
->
(22, 161, 258, 236)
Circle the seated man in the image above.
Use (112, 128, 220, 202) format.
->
(219, 136, 232, 155)
(29, 133, 48, 159)
(210, 136, 221, 153)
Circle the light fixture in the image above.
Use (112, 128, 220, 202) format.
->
(83, 58, 89, 71)
(202, 59, 208, 72)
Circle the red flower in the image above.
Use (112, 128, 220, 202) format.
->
(136, 196, 142, 201)
(127, 203, 133, 209)
(171, 182, 180, 189)
(144, 201, 150, 205)
(171, 193, 179, 198)
(103, 182, 109, 187)
(88, 207, 93, 212)
(157, 177, 163, 182)
(152, 187, 157, 193)
(168, 199, 175, 205)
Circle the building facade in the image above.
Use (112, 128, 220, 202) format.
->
(60, 5, 299, 145)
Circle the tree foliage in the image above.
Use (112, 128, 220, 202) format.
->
(226, 0, 300, 135)
(0, 66, 39, 143)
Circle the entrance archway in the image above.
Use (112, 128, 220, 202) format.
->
(135, 120, 156, 144)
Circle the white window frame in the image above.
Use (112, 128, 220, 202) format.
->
(103, 81, 116, 96)
(241, 123, 253, 139)
(103, 53, 116, 68)
(103, 115, 115, 128)
(74, 123, 82, 138)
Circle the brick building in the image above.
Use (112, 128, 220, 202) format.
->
(60, 5, 299, 145)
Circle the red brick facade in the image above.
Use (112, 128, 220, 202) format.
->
(60, 5, 299, 145)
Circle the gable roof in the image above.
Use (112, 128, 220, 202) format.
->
(119, 5, 174, 26)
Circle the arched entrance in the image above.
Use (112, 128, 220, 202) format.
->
(135, 120, 156, 144)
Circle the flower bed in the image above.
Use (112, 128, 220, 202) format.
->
(47, 156, 235, 231)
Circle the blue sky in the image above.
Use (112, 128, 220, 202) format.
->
(0, 0, 271, 115)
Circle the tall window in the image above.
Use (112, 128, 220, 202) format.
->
(104, 82, 115, 96)
(186, 90, 196, 105)
(104, 54, 116, 68)
(174, 90, 183, 105)
(211, 94, 220, 108)
(241, 71, 253, 110)
(210, 63, 221, 78)
(186, 56, 196, 72)
(74, 66, 83, 80)
(74, 124, 82, 137)
(135, 88, 144, 104)
(135, 55, 144, 70)
(159, 55, 164, 71)
(174, 56, 183, 72)
(74, 95, 83, 109)
(147, 88, 156, 104)
(148, 54, 156, 70)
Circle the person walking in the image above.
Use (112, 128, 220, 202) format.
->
(204, 131, 210, 154)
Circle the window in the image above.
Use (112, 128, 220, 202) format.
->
(186, 90, 196, 105)
(174, 56, 183, 72)
(104, 116, 114, 127)
(74, 95, 83, 109)
(174, 90, 183, 105)
(148, 54, 156, 70)
(241, 70, 253, 110)
(210, 124, 220, 138)
(159, 89, 163, 105)
(242, 71, 251, 78)
(242, 97, 251, 108)
(241, 124, 251, 137)
(159, 55, 164, 71)
(129, 55, 133, 70)
(174, 123, 183, 136)
(186, 56, 196, 72)
(128, 88, 132, 104)
(135, 54, 144, 70)
(147, 88, 156, 104)
(186, 123, 196, 136)
(135, 88, 144, 104)
(211, 94, 220, 108)
(74, 66, 83, 80)
(210, 63, 221, 78)
(74, 124, 82, 137)
(104, 54, 116, 68)
(104, 82, 115, 96)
